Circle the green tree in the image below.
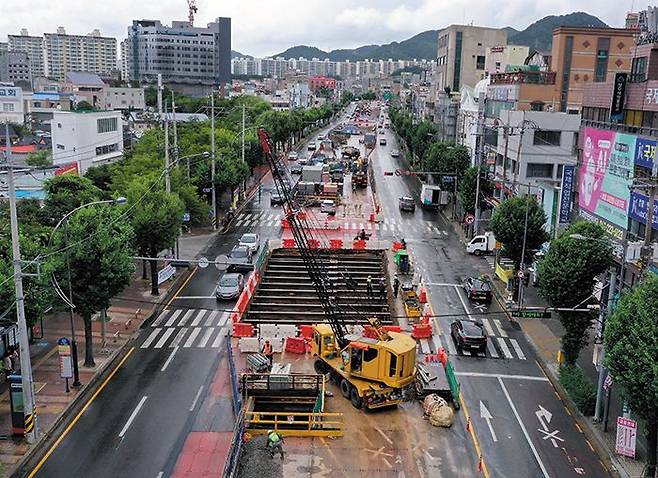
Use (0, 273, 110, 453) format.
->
(361, 91, 376, 100)
(604, 273, 658, 477)
(538, 222, 612, 364)
(25, 150, 51, 168)
(43, 175, 103, 225)
(75, 100, 94, 111)
(458, 166, 494, 215)
(491, 196, 548, 268)
(84, 164, 114, 192)
(126, 178, 184, 295)
(50, 206, 134, 366)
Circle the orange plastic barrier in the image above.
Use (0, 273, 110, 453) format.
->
(308, 239, 320, 249)
(412, 323, 432, 339)
(285, 336, 306, 354)
(419, 286, 428, 304)
(353, 240, 367, 250)
(283, 239, 296, 248)
(392, 242, 403, 251)
(233, 322, 255, 337)
(299, 325, 314, 339)
(437, 347, 448, 366)
(329, 239, 344, 249)
(281, 219, 290, 229)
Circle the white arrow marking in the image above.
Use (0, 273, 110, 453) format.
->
(535, 405, 552, 425)
(480, 401, 498, 442)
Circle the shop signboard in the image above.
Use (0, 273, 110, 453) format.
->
(635, 137, 656, 171)
(628, 191, 658, 231)
(578, 128, 635, 230)
(559, 165, 575, 224)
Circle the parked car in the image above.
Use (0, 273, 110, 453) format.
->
(270, 191, 284, 206)
(307, 141, 317, 151)
(317, 135, 325, 142)
(239, 233, 260, 254)
(215, 272, 245, 300)
(391, 150, 400, 158)
(320, 199, 337, 215)
(450, 319, 487, 353)
(287, 151, 299, 161)
(227, 245, 253, 272)
(298, 156, 309, 165)
(398, 196, 416, 212)
(290, 164, 303, 175)
(462, 276, 493, 303)
(379, 138, 387, 146)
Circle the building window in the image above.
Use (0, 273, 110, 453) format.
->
(630, 56, 647, 82)
(453, 31, 463, 92)
(533, 130, 561, 146)
(595, 38, 610, 83)
(2, 103, 15, 112)
(97, 117, 118, 134)
(95, 143, 118, 156)
(527, 163, 554, 178)
(530, 101, 545, 111)
(476, 55, 485, 70)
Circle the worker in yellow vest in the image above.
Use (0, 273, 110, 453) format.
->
(267, 429, 284, 459)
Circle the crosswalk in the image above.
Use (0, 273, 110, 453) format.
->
(422, 317, 527, 360)
(484, 256, 515, 270)
(234, 211, 450, 236)
(140, 309, 230, 350)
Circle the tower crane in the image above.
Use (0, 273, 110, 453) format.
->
(187, 0, 198, 24)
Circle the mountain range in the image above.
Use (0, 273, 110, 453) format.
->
(264, 12, 607, 62)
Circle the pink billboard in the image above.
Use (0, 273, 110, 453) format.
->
(578, 128, 635, 229)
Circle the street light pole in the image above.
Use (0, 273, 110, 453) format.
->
(595, 268, 616, 421)
(5, 122, 37, 443)
(211, 90, 217, 229)
(63, 220, 81, 387)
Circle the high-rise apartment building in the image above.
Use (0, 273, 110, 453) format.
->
(0, 51, 32, 86)
(125, 18, 231, 95)
(43, 28, 117, 81)
(8, 30, 45, 78)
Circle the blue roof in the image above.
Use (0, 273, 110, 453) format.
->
(33, 92, 71, 101)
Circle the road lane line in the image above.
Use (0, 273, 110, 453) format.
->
(481, 318, 495, 336)
(485, 339, 499, 358)
(205, 310, 219, 326)
(173, 296, 216, 300)
(212, 328, 226, 347)
(197, 327, 215, 347)
(164, 309, 182, 327)
(189, 386, 204, 412)
(161, 346, 179, 372)
(28, 347, 136, 478)
(118, 396, 148, 439)
(509, 338, 526, 360)
(178, 309, 195, 326)
(169, 328, 188, 348)
(154, 328, 175, 348)
(141, 328, 162, 349)
(152, 310, 169, 327)
(184, 327, 202, 347)
(191, 310, 207, 326)
(454, 286, 473, 319)
(498, 377, 550, 478)
(497, 338, 513, 359)
(493, 319, 508, 337)
(455, 372, 548, 381)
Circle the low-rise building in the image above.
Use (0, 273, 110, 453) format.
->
(25, 91, 74, 123)
(288, 82, 311, 109)
(484, 45, 530, 75)
(0, 51, 32, 88)
(0, 85, 24, 124)
(51, 110, 123, 173)
(105, 87, 145, 111)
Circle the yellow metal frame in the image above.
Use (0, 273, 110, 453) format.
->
(244, 411, 344, 437)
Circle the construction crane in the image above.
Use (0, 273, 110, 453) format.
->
(187, 0, 198, 24)
(257, 129, 416, 411)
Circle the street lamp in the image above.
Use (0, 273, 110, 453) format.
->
(48, 197, 127, 386)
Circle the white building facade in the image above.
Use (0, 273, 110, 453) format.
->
(0, 85, 24, 124)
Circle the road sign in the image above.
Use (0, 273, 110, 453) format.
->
(603, 373, 613, 391)
(202, 188, 212, 193)
(465, 214, 475, 225)
(395, 169, 402, 176)
(511, 310, 551, 319)
(616, 417, 637, 458)
(198, 257, 209, 269)
(157, 264, 176, 284)
(57, 337, 73, 379)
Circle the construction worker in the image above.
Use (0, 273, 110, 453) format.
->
(379, 277, 386, 300)
(267, 429, 284, 459)
(366, 275, 373, 299)
(393, 273, 400, 297)
(358, 228, 367, 241)
(262, 339, 273, 365)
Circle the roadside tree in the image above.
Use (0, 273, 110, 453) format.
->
(458, 166, 494, 215)
(604, 273, 658, 477)
(43, 175, 103, 225)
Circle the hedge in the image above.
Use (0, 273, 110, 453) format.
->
(559, 364, 597, 416)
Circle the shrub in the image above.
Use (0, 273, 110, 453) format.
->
(559, 364, 596, 416)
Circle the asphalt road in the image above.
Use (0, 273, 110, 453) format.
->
(370, 117, 609, 478)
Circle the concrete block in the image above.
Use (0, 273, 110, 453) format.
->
(259, 324, 279, 337)
(277, 325, 298, 338)
(239, 337, 261, 353)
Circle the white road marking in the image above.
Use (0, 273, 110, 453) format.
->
(157, 473, 163, 478)
(164, 309, 182, 327)
(497, 338, 513, 359)
(119, 395, 148, 438)
(431, 334, 443, 353)
(510, 338, 526, 360)
(454, 286, 473, 319)
(189, 386, 204, 412)
(197, 327, 215, 347)
(212, 327, 227, 347)
(426, 282, 462, 287)
(170, 328, 188, 348)
(444, 333, 457, 355)
(152, 311, 168, 327)
(174, 296, 216, 300)
(493, 319, 508, 337)
(178, 310, 195, 326)
(455, 371, 548, 381)
(486, 339, 500, 358)
(154, 328, 175, 348)
(218, 311, 230, 327)
(376, 427, 393, 445)
(481, 318, 495, 336)
(205, 310, 219, 326)
(191, 310, 207, 327)
(141, 328, 162, 349)
(480, 401, 498, 442)
(420, 339, 431, 354)
(498, 377, 550, 478)
(161, 346, 179, 371)
(184, 327, 202, 347)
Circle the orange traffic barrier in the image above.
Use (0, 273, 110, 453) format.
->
(233, 322, 255, 337)
(353, 239, 367, 250)
(419, 285, 428, 304)
(412, 323, 432, 339)
(437, 347, 448, 366)
(308, 239, 320, 249)
(329, 239, 343, 249)
(285, 336, 306, 354)
(282, 238, 296, 248)
(392, 241, 403, 251)
(369, 212, 375, 222)
(299, 324, 314, 339)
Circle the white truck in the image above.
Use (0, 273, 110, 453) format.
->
(466, 231, 496, 256)
(420, 184, 449, 209)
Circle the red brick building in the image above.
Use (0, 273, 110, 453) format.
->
(309, 76, 336, 92)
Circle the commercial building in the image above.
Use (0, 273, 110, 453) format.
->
(484, 45, 530, 75)
(0, 85, 24, 124)
(51, 110, 123, 173)
(309, 76, 336, 92)
(8, 30, 45, 78)
(287, 82, 311, 109)
(0, 51, 32, 87)
(0, 43, 7, 53)
(43, 28, 117, 81)
(24, 91, 74, 123)
(64, 72, 107, 108)
(125, 18, 231, 96)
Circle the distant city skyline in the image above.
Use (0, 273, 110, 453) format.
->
(1, 1, 629, 57)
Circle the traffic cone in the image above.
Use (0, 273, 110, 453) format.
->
(478, 456, 483, 472)
(466, 417, 471, 432)
(418, 279, 428, 304)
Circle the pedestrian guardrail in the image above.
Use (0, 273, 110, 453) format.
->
(226, 338, 241, 416)
(222, 409, 245, 478)
(243, 411, 344, 437)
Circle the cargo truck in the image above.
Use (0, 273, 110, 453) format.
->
(466, 231, 496, 256)
(420, 184, 449, 209)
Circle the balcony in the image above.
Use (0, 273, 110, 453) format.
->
(490, 71, 556, 85)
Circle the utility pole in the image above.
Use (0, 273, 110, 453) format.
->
(5, 123, 37, 443)
(171, 91, 180, 179)
(157, 74, 163, 119)
(595, 268, 616, 422)
(501, 125, 510, 186)
(513, 123, 525, 193)
(473, 92, 485, 236)
(211, 90, 217, 229)
(517, 186, 531, 306)
(164, 102, 171, 193)
(241, 102, 246, 166)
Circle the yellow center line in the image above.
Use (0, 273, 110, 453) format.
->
(459, 392, 491, 478)
(28, 347, 136, 478)
(164, 267, 198, 309)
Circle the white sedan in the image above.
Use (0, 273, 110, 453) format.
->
(239, 233, 260, 254)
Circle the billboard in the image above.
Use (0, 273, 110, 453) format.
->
(610, 73, 627, 122)
(559, 165, 575, 224)
(628, 192, 658, 231)
(635, 137, 656, 171)
(578, 128, 635, 229)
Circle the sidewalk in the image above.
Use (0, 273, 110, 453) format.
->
(446, 215, 646, 478)
(0, 230, 217, 477)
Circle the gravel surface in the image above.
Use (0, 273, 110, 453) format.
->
(237, 435, 283, 478)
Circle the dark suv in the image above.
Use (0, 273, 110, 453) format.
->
(450, 319, 487, 353)
(463, 276, 493, 303)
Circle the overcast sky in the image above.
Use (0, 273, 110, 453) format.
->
(1, 0, 632, 57)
